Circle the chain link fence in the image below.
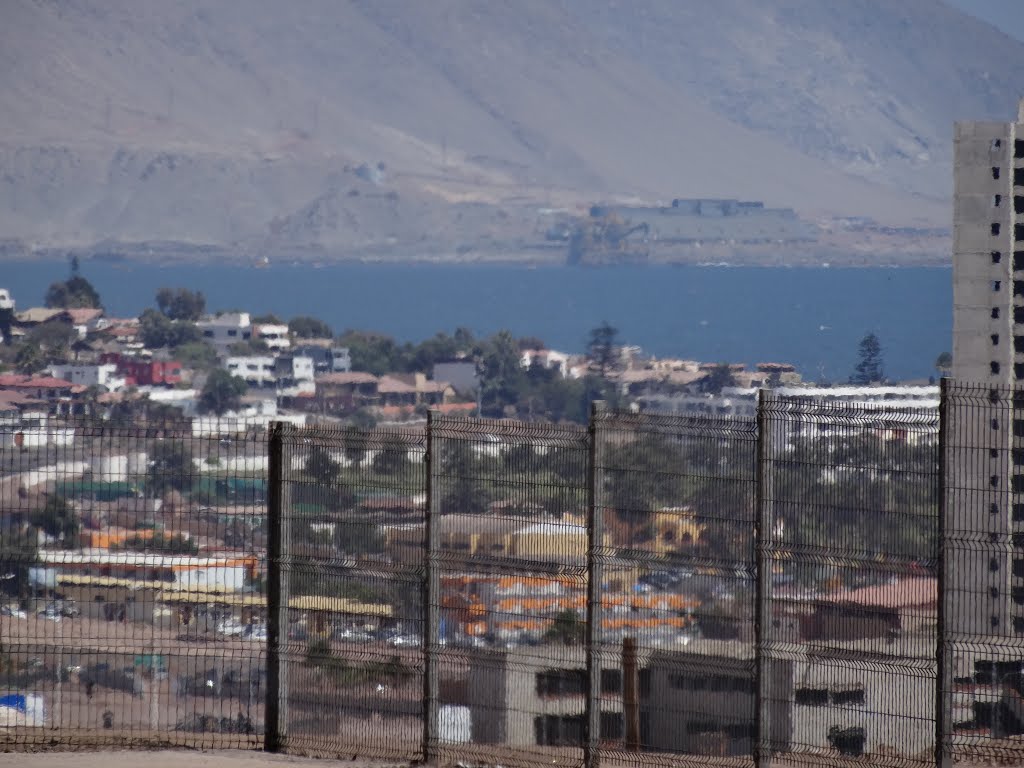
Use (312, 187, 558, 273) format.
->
(4, 387, 1024, 766)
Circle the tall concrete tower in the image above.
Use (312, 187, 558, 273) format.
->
(951, 99, 1024, 640)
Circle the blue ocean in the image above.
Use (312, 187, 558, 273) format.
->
(2, 261, 952, 383)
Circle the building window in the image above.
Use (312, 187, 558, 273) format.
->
(994, 280, 1002, 292)
(1016, 196, 1024, 215)
(1015, 280, 1024, 297)
(994, 334, 1001, 345)
(1014, 504, 1024, 522)
(1017, 225, 1024, 242)
(1016, 168, 1024, 187)
(795, 688, 829, 706)
(993, 615, 1001, 628)
(996, 194, 1003, 207)
(993, 475, 1002, 488)
(994, 167, 1002, 180)
(997, 307, 1004, 320)
(993, 139, 1003, 150)
(994, 223, 1002, 236)
(1014, 475, 1024, 493)
(993, 586, 1002, 598)
(1017, 363, 1024, 380)
(1015, 559, 1024, 578)
(831, 688, 865, 707)
(1016, 139, 1024, 159)
(995, 251, 1004, 264)
(1015, 617, 1024, 634)
(227, 329, 237, 337)
(1016, 252, 1024, 271)
(993, 502, 1002, 514)
(992, 361, 1001, 375)
(992, 557, 1001, 572)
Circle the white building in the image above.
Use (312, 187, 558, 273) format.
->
(196, 312, 252, 351)
(0, 288, 14, 311)
(254, 323, 291, 351)
(47, 363, 126, 393)
(38, 550, 253, 592)
(225, 355, 276, 386)
(521, 349, 570, 378)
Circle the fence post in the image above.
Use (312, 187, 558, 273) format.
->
(424, 410, 441, 764)
(754, 389, 774, 768)
(265, 421, 291, 752)
(585, 400, 606, 768)
(936, 378, 952, 768)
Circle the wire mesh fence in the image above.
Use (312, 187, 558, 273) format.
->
(759, 392, 940, 767)
(940, 382, 1024, 767)
(1, 386, 1021, 767)
(0, 418, 268, 749)
(428, 414, 591, 768)
(274, 422, 426, 760)
(593, 407, 758, 766)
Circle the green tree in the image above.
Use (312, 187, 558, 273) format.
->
(343, 429, 370, 468)
(148, 440, 194, 494)
(156, 287, 206, 321)
(252, 313, 283, 325)
(371, 435, 411, 475)
(0, 526, 38, 601)
(305, 446, 340, 484)
(699, 364, 738, 395)
(935, 351, 952, 378)
(14, 341, 45, 374)
(198, 369, 248, 416)
(851, 332, 885, 385)
(587, 322, 619, 378)
(31, 496, 79, 546)
(172, 340, 219, 372)
(139, 308, 201, 349)
(289, 316, 333, 339)
(27, 320, 77, 364)
(45, 262, 102, 309)
(0, 306, 12, 346)
(338, 330, 409, 375)
(544, 609, 584, 645)
(478, 330, 526, 417)
(119, 532, 198, 555)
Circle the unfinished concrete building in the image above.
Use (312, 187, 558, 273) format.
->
(951, 99, 1024, 642)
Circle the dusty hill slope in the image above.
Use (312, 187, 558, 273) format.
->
(1, 0, 1022, 253)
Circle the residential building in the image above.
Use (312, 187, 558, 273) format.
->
(99, 353, 183, 387)
(225, 355, 276, 386)
(433, 360, 478, 395)
(272, 355, 315, 396)
(37, 549, 257, 592)
(0, 288, 13, 312)
(196, 312, 252, 351)
(47, 363, 126, 392)
(294, 345, 352, 374)
(253, 323, 291, 351)
(0, 374, 84, 416)
(522, 349, 570, 378)
(950, 98, 1024, 640)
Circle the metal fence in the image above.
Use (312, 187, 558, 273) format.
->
(4, 385, 1024, 766)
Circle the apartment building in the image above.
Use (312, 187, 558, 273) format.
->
(950, 99, 1024, 639)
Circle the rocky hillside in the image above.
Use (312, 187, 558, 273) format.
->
(2, 0, 1023, 256)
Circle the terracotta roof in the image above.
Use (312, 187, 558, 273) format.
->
(64, 308, 104, 324)
(15, 308, 62, 324)
(377, 376, 418, 394)
(20, 376, 76, 389)
(316, 372, 378, 385)
(823, 577, 936, 610)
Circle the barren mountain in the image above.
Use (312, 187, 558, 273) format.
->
(1, 0, 1023, 258)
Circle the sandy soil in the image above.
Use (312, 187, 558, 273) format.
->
(0, 750, 405, 768)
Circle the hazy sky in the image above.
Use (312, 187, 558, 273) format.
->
(944, 0, 1024, 42)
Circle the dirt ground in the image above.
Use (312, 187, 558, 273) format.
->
(0, 751, 406, 768)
